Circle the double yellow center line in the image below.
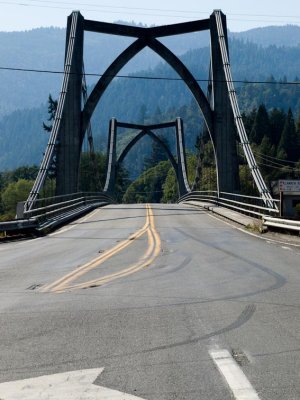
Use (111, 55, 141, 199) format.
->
(41, 204, 161, 293)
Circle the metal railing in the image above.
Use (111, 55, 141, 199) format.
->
(179, 191, 280, 218)
(179, 191, 300, 233)
(0, 192, 114, 234)
(263, 216, 300, 232)
(21, 191, 113, 219)
(0, 191, 114, 234)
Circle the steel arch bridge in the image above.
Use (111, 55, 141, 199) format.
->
(25, 10, 275, 211)
(103, 118, 190, 196)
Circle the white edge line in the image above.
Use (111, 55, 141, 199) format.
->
(186, 203, 300, 249)
(208, 211, 300, 248)
(209, 349, 260, 400)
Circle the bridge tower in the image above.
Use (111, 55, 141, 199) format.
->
(210, 12, 240, 193)
(103, 118, 191, 197)
(55, 12, 84, 195)
(25, 10, 274, 210)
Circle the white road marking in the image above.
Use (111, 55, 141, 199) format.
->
(205, 209, 300, 248)
(0, 368, 145, 399)
(209, 349, 260, 400)
(281, 246, 292, 251)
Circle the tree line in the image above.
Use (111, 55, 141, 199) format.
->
(122, 105, 300, 202)
(1, 102, 300, 220)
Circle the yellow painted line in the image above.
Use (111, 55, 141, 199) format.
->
(41, 204, 161, 293)
(65, 204, 161, 291)
(62, 226, 156, 291)
(41, 206, 150, 292)
(149, 202, 161, 258)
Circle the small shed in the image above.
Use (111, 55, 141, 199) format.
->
(272, 180, 300, 218)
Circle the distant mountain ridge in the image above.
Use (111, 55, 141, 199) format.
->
(1, 23, 300, 171)
(230, 25, 300, 47)
(0, 24, 299, 117)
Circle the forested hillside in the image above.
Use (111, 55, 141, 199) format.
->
(230, 25, 300, 47)
(0, 25, 208, 118)
(1, 34, 300, 171)
(0, 24, 299, 118)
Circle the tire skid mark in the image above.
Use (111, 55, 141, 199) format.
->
(40, 204, 161, 293)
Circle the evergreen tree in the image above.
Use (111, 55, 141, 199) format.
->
(123, 161, 171, 203)
(144, 134, 170, 170)
(137, 104, 148, 124)
(42, 94, 58, 132)
(42, 94, 58, 178)
(242, 108, 257, 138)
(277, 108, 298, 161)
(249, 104, 271, 144)
(269, 108, 286, 146)
(259, 135, 275, 178)
(153, 106, 163, 123)
(78, 152, 106, 192)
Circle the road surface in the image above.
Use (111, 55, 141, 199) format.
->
(0, 204, 299, 399)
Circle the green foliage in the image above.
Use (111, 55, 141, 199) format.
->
(78, 152, 106, 192)
(277, 108, 299, 161)
(240, 106, 300, 193)
(239, 165, 257, 196)
(0, 165, 38, 185)
(122, 153, 200, 204)
(43, 94, 58, 179)
(123, 161, 171, 203)
(115, 165, 130, 203)
(161, 155, 197, 202)
(269, 108, 286, 146)
(191, 141, 217, 191)
(1, 179, 34, 220)
(0, 165, 39, 217)
(249, 104, 270, 144)
(161, 168, 178, 203)
(42, 94, 57, 132)
(3, 34, 300, 172)
(144, 134, 170, 170)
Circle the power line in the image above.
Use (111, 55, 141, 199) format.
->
(240, 152, 300, 171)
(256, 160, 299, 171)
(240, 150, 297, 170)
(253, 150, 300, 165)
(0, 65, 300, 86)
(255, 155, 296, 170)
(1, 1, 300, 24)
(3, 0, 300, 19)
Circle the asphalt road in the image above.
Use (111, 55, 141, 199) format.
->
(0, 203, 299, 399)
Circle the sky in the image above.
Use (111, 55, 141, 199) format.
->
(0, 0, 299, 32)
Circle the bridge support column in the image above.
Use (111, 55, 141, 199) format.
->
(175, 118, 190, 196)
(55, 12, 84, 196)
(103, 118, 117, 194)
(210, 11, 240, 193)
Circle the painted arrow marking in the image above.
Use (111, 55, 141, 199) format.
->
(0, 368, 146, 399)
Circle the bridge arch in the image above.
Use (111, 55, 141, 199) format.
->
(117, 129, 178, 176)
(103, 119, 190, 197)
(81, 39, 213, 145)
(26, 11, 274, 211)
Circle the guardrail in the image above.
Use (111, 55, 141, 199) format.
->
(179, 191, 300, 234)
(262, 216, 300, 232)
(1, 192, 114, 234)
(179, 191, 279, 218)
